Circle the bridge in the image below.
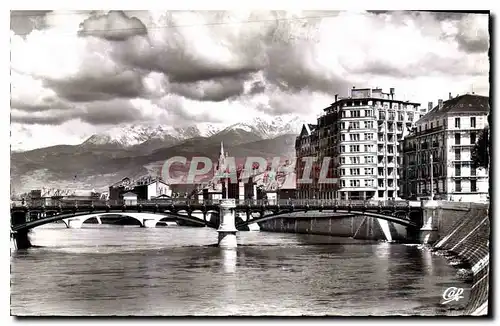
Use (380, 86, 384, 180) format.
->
(11, 199, 423, 249)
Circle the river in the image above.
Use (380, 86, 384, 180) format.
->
(10, 224, 467, 316)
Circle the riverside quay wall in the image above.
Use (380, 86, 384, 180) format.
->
(432, 202, 490, 316)
(258, 211, 410, 242)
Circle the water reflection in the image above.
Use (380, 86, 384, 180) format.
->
(221, 249, 237, 274)
(11, 226, 468, 316)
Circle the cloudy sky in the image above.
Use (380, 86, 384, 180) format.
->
(10, 10, 490, 151)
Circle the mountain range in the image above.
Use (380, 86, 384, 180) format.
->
(11, 115, 306, 195)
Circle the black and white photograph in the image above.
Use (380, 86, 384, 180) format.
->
(8, 6, 492, 318)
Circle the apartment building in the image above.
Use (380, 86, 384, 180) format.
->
(401, 93, 489, 202)
(296, 87, 425, 200)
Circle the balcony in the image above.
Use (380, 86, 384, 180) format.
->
(414, 125, 444, 136)
(404, 146, 417, 152)
(451, 143, 475, 148)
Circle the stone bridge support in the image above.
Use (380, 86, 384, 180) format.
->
(11, 230, 31, 250)
(420, 200, 439, 245)
(217, 199, 237, 249)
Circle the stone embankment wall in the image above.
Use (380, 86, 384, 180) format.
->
(432, 203, 490, 316)
(430, 202, 488, 241)
(258, 212, 408, 242)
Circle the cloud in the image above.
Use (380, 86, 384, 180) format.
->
(78, 10, 148, 41)
(169, 77, 246, 102)
(43, 69, 145, 102)
(454, 14, 490, 53)
(9, 10, 491, 150)
(10, 10, 51, 35)
(80, 99, 147, 125)
(11, 108, 77, 125)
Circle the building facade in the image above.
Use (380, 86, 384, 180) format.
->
(196, 142, 258, 202)
(296, 87, 425, 200)
(402, 93, 489, 202)
(109, 176, 172, 201)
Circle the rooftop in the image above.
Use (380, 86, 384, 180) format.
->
(417, 94, 489, 124)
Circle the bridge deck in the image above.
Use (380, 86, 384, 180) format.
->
(11, 199, 422, 232)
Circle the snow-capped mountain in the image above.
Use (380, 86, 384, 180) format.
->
(223, 115, 305, 139)
(81, 115, 306, 148)
(82, 123, 224, 147)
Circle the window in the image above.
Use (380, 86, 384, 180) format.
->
(471, 180, 477, 192)
(365, 156, 374, 163)
(455, 180, 462, 192)
(455, 149, 460, 160)
(350, 145, 360, 152)
(349, 122, 360, 130)
(350, 168, 360, 175)
(350, 134, 360, 141)
(430, 122, 433, 129)
(350, 157, 360, 164)
(364, 168, 374, 175)
(455, 133, 461, 145)
(365, 145, 374, 152)
(341, 134, 345, 141)
(341, 111, 346, 118)
(364, 180, 373, 187)
(341, 122, 346, 129)
(364, 133, 374, 140)
(365, 110, 373, 117)
(340, 157, 346, 164)
(351, 110, 361, 118)
(364, 121, 374, 129)
(471, 117, 476, 128)
(341, 146, 346, 153)
(455, 164, 461, 176)
(341, 169, 346, 176)
(470, 132, 476, 144)
(455, 117, 460, 128)
(340, 180, 345, 187)
(471, 167, 476, 176)
(350, 180, 360, 187)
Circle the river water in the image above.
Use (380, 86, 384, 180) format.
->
(11, 224, 467, 316)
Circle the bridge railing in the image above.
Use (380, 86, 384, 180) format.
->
(13, 198, 419, 209)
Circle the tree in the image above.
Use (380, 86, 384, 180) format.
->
(472, 126, 490, 169)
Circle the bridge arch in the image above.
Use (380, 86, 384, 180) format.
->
(63, 214, 103, 226)
(236, 209, 416, 229)
(11, 209, 214, 232)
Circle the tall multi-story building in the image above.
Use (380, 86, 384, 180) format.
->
(401, 93, 489, 202)
(295, 123, 320, 198)
(296, 87, 424, 200)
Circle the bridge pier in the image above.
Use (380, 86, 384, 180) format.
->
(420, 200, 439, 245)
(11, 230, 31, 250)
(217, 199, 237, 249)
(66, 218, 83, 229)
(142, 219, 157, 228)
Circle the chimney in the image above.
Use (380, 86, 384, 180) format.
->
(449, 92, 452, 100)
(428, 101, 433, 111)
(334, 94, 338, 102)
(438, 99, 443, 109)
(390, 88, 395, 100)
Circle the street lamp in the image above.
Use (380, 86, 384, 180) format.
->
(429, 152, 434, 201)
